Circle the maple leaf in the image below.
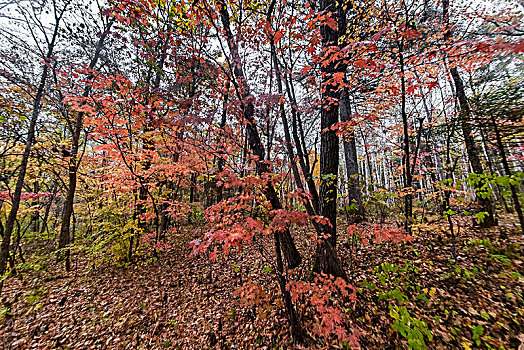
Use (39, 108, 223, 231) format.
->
(332, 72, 345, 84)
(427, 81, 439, 89)
(324, 16, 337, 31)
(273, 30, 284, 43)
(209, 246, 218, 262)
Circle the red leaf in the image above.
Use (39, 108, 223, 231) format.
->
(403, 29, 421, 39)
(273, 30, 284, 43)
(354, 59, 366, 68)
(324, 16, 337, 31)
(333, 72, 344, 84)
(301, 65, 312, 74)
(427, 81, 439, 89)
(210, 247, 218, 262)
(513, 39, 524, 53)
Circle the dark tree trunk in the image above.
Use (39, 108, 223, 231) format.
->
(216, 80, 230, 203)
(491, 115, 524, 236)
(318, 0, 345, 246)
(399, 49, 413, 234)
(312, 0, 348, 280)
(340, 90, 365, 221)
(449, 68, 496, 227)
(217, 0, 301, 269)
(31, 180, 40, 233)
(189, 173, 197, 203)
(283, 73, 320, 213)
(215, 0, 302, 340)
(41, 182, 58, 235)
(58, 19, 113, 271)
(319, 86, 340, 246)
(273, 229, 302, 342)
(480, 126, 512, 213)
(270, 38, 317, 219)
(0, 11, 64, 283)
(443, 0, 496, 228)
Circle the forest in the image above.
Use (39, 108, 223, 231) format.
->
(0, 0, 523, 348)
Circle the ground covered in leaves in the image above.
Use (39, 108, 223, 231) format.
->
(0, 215, 523, 349)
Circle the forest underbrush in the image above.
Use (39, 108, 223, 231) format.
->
(1, 215, 522, 349)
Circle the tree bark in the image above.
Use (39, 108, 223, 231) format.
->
(312, 0, 348, 280)
(270, 36, 317, 219)
(216, 80, 230, 203)
(340, 90, 365, 221)
(31, 180, 40, 233)
(399, 48, 413, 234)
(213, 1, 304, 340)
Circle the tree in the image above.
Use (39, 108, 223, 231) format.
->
(57, 14, 114, 271)
(442, 0, 496, 228)
(0, 0, 71, 285)
(311, 0, 348, 280)
(472, 81, 524, 235)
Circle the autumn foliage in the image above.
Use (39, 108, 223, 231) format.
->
(0, 0, 523, 348)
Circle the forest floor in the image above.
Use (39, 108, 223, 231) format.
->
(0, 215, 523, 349)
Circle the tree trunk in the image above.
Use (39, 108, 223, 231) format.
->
(189, 173, 197, 204)
(340, 90, 365, 221)
(360, 130, 374, 194)
(217, 0, 301, 269)
(41, 182, 58, 235)
(214, 1, 303, 340)
(283, 75, 320, 213)
(270, 37, 317, 219)
(491, 115, 524, 236)
(58, 19, 113, 271)
(216, 80, 230, 203)
(480, 126, 512, 213)
(312, 0, 348, 280)
(0, 11, 64, 283)
(399, 49, 413, 234)
(31, 180, 40, 233)
(442, 0, 496, 228)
